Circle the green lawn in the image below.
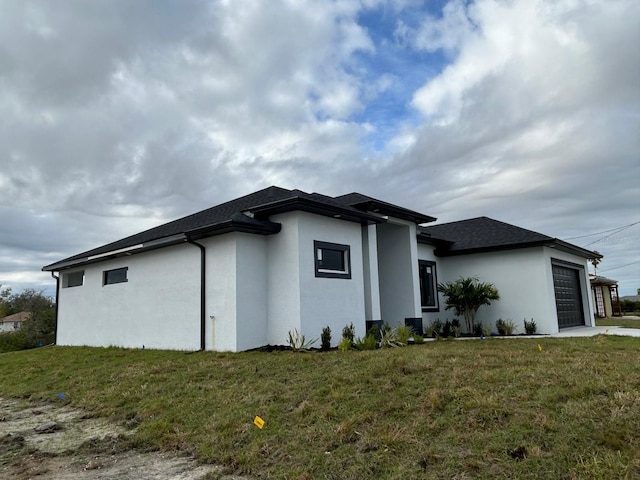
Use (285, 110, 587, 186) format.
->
(1, 337, 639, 479)
(596, 317, 640, 329)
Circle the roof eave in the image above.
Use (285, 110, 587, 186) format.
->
(42, 218, 283, 272)
(251, 197, 385, 225)
(433, 239, 600, 259)
(350, 200, 436, 225)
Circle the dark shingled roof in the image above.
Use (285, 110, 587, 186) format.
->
(419, 217, 599, 259)
(43, 186, 387, 272)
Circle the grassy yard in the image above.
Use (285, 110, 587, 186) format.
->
(596, 317, 640, 329)
(1, 337, 639, 479)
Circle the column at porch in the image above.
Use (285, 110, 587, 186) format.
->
(362, 224, 382, 325)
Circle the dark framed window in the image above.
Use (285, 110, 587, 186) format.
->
(419, 260, 439, 312)
(314, 241, 351, 279)
(62, 270, 84, 288)
(104, 267, 128, 285)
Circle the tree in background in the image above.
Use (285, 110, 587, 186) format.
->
(589, 251, 602, 275)
(438, 277, 500, 333)
(0, 285, 55, 352)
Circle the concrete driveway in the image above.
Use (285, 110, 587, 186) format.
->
(551, 324, 640, 338)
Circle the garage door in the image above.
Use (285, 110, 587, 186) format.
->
(552, 264, 585, 328)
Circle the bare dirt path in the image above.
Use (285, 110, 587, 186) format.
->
(0, 397, 242, 479)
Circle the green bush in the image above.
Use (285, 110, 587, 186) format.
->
(425, 319, 443, 338)
(338, 336, 353, 352)
(524, 318, 537, 334)
(496, 318, 516, 335)
(354, 334, 377, 350)
(320, 326, 331, 351)
(396, 325, 412, 345)
(342, 323, 355, 343)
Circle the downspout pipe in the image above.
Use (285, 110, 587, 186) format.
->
(186, 237, 206, 351)
(50, 272, 59, 345)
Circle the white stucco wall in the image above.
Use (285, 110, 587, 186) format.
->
(203, 233, 270, 352)
(298, 212, 367, 344)
(235, 234, 269, 351)
(57, 244, 201, 350)
(266, 213, 302, 346)
(265, 211, 367, 346)
(417, 246, 595, 335)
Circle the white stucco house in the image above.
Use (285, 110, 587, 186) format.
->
(43, 186, 600, 351)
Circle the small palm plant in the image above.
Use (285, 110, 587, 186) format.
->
(437, 277, 500, 333)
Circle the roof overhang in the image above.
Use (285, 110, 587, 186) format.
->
(348, 199, 436, 225)
(431, 239, 601, 259)
(42, 215, 282, 272)
(250, 197, 385, 225)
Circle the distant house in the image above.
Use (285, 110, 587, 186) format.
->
(0, 311, 31, 333)
(590, 275, 622, 318)
(43, 186, 600, 351)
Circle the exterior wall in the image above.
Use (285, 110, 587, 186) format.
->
(203, 235, 238, 351)
(235, 234, 268, 351)
(422, 248, 555, 334)
(298, 212, 367, 343)
(203, 233, 269, 352)
(265, 211, 367, 346)
(417, 246, 596, 335)
(266, 213, 302, 346)
(377, 220, 422, 327)
(57, 244, 201, 350)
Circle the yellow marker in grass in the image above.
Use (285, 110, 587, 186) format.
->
(538, 344, 543, 352)
(254, 416, 265, 429)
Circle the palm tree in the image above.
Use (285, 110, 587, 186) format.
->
(437, 277, 500, 333)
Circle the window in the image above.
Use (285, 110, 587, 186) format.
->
(104, 267, 128, 285)
(62, 270, 84, 288)
(314, 241, 351, 279)
(419, 260, 439, 312)
(13, 322, 20, 330)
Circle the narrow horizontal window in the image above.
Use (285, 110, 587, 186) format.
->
(104, 267, 128, 285)
(315, 241, 351, 279)
(62, 270, 84, 288)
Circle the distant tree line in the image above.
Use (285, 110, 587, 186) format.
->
(621, 299, 640, 314)
(0, 286, 56, 353)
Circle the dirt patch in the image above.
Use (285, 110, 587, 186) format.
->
(0, 397, 244, 479)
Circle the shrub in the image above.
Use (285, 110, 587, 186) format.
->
(425, 319, 443, 338)
(396, 325, 412, 345)
(482, 323, 493, 337)
(342, 323, 355, 343)
(496, 318, 516, 336)
(338, 336, 353, 352)
(442, 320, 452, 338)
(320, 326, 332, 351)
(524, 318, 537, 335)
(413, 333, 425, 344)
(286, 329, 317, 352)
(355, 334, 377, 350)
(473, 323, 484, 336)
(366, 324, 381, 341)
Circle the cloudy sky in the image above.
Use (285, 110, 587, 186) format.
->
(1, 0, 638, 298)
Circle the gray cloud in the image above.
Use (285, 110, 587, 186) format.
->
(1, 0, 639, 296)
